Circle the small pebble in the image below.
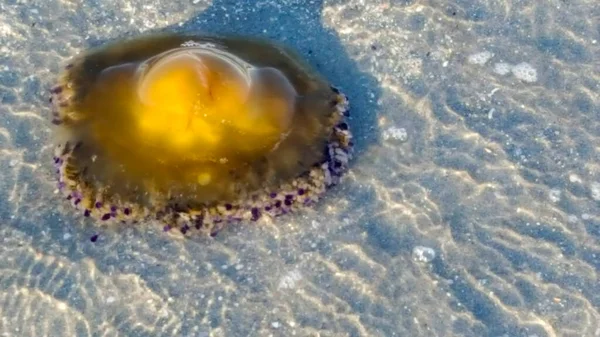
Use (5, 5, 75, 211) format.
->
(568, 174, 582, 183)
(549, 189, 561, 203)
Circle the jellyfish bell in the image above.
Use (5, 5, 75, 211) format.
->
(50, 33, 353, 235)
(134, 46, 297, 156)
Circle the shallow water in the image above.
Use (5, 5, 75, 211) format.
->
(1, 0, 599, 336)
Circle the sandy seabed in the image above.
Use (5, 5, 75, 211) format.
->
(0, 1, 599, 336)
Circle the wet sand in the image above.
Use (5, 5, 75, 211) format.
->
(0, 1, 599, 336)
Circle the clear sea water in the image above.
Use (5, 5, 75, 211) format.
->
(0, 0, 598, 336)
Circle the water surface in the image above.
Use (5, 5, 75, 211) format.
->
(0, 0, 598, 336)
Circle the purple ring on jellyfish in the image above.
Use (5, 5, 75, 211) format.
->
(49, 33, 353, 236)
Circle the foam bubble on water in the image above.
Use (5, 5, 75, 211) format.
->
(402, 57, 423, 77)
(0, 22, 16, 37)
(277, 269, 303, 290)
(468, 51, 494, 65)
(511, 62, 538, 83)
(590, 182, 600, 201)
(493, 62, 512, 75)
(382, 126, 408, 142)
(412, 246, 436, 263)
(549, 189, 561, 203)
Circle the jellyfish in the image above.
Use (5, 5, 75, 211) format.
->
(49, 33, 352, 235)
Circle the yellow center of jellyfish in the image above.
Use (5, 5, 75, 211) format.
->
(77, 46, 305, 200)
(133, 50, 296, 161)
